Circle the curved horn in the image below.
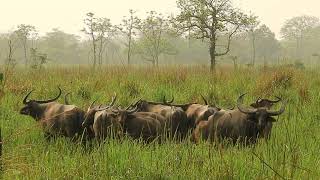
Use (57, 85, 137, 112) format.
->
(163, 95, 174, 104)
(109, 101, 138, 114)
(96, 105, 111, 111)
(34, 87, 62, 104)
(96, 93, 118, 111)
(266, 96, 282, 103)
(266, 100, 286, 116)
(109, 93, 117, 106)
(64, 92, 71, 105)
(89, 99, 97, 110)
(125, 101, 136, 110)
(124, 99, 140, 113)
(22, 90, 34, 104)
(200, 94, 208, 105)
(256, 97, 262, 104)
(237, 93, 257, 114)
(129, 99, 142, 108)
(127, 105, 139, 114)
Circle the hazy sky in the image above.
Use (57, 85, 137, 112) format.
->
(1, 0, 319, 39)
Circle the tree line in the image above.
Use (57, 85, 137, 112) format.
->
(0, 0, 320, 71)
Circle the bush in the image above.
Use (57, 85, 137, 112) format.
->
(255, 68, 294, 96)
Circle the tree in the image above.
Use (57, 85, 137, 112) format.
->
(29, 48, 48, 69)
(247, 17, 260, 66)
(254, 24, 280, 63)
(280, 15, 320, 59)
(228, 32, 250, 64)
(39, 28, 81, 63)
(174, 0, 252, 71)
(96, 18, 115, 65)
(136, 11, 176, 66)
(118, 9, 141, 65)
(82, 13, 115, 67)
(306, 26, 320, 62)
(2, 33, 19, 88)
(14, 24, 37, 66)
(82, 12, 99, 67)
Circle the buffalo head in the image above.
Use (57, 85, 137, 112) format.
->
(82, 93, 117, 128)
(111, 101, 140, 125)
(20, 87, 62, 120)
(237, 93, 286, 130)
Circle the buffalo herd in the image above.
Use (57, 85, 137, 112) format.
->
(19, 87, 286, 146)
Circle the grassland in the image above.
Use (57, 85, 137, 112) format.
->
(1, 65, 320, 179)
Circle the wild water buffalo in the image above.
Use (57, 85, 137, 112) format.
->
(163, 95, 221, 132)
(191, 94, 286, 145)
(111, 105, 166, 143)
(132, 98, 188, 139)
(82, 94, 119, 141)
(249, 96, 282, 139)
(20, 87, 93, 141)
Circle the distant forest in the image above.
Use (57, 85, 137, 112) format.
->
(1, 3, 320, 68)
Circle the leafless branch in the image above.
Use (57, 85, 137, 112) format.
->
(215, 25, 240, 56)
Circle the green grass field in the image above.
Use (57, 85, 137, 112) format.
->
(1, 65, 320, 179)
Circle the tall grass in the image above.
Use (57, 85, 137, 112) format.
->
(1, 65, 320, 179)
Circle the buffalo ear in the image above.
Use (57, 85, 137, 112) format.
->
(268, 117, 277, 122)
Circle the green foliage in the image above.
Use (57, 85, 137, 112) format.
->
(173, 0, 255, 70)
(29, 48, 48, 69)
(280, 15, 320, 40)
(280, 15, 320, 60)
(118, 9, 141, 64)
(15, 24, 37, 40)
(14, 24, 38, 65)
(82, 12, 116, 67)
(254, 25, 280, 57)
(135, 11, 177, 66)
(2, 66, 320, 179)
(38, 28, 81, 64)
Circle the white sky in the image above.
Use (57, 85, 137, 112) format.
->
(1, 0, 319, 39)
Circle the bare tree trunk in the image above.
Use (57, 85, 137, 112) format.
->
(209, 41, 216, 72)
(296, 34, 303, 60)
(127, 34, 132, 65)
(23, 39, 28, 67)
(105, 46, 109, 64)
(251, 32, 256, 66)
(127, 24, 133, 65)
(188, 28, 191, 48)
(4, 40, 13, 84)
(231, 56, 237, 70)
(98, 38, 104, 65)
(91, 39, 97, 68)
(90, 26, 97, 68)
(263, 55, 267, 70)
